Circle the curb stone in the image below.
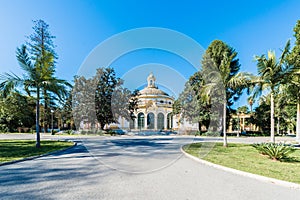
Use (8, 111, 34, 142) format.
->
(0, 141, 77, 167)
(181, 146, 300, 190)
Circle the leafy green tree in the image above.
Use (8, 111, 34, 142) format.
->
(285, 79, 300, 137)
(288, 20, 300, 140)
(272, 84, 295, 136)
(237, 106, 248, 114)
(128, 89, 140, 126)
(254, 41, 294, 143)
(57, 91, 74, 130)
(0, 92, 35, 132)
(95, 67, 121, 130)
(73, 67, 134, 131)
(175, 71, 210, 133)
(251, 95, 271, 134)
(0, 20, 69, 147)
(200, 40, 250, 146)
(280, 104, 296, 134)
(72, 76, 93, 130)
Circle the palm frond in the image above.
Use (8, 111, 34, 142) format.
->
(16, 45, 35, 78)
(279, 40, 291, 66)
(0, 72, 23, 97)
(42, 77, 71, 100)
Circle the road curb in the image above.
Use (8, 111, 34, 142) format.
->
(0, 141, 77, 167)
(181, 146, 300, 190)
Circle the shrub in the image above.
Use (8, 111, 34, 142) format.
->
(252, 143, 296, 161)
(64, 130, 74, 135)
(105, 129, 116, 136)
(194, 131, 202, 136)
(203, 131, 220, 137)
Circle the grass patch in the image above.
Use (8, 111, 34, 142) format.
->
(183, 142, 300, 184)
(0, 140, 73, 163)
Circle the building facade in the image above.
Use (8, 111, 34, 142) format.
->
(130, 72, 174, 130)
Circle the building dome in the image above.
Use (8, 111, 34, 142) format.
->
(139, 87, 169, 96)
(139, 72, 169, 96)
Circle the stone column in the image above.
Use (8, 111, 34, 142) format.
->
(169, 115, 173, 129)
(164, 113, 168, 130)
(144, 114, 147, 130)
(121, 117, 124, 128)
(134, 118, 138, 130)
(154, 113, 157, 130)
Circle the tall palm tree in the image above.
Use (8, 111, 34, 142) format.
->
(253, 41, 294, 143)
(200, 40, 251, 147)
(0, 45, 69, 147)
(202, 68, 251, 147)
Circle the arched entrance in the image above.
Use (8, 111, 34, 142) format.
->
(157, 113, 164, 130)
(147, 112, 155, 129)
(167, 113, 173, 129)
(137, 113, 144, 129)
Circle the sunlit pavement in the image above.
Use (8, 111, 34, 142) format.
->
(0, 134, 299, 200)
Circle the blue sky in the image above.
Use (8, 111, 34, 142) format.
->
(1, 0, 300, 108)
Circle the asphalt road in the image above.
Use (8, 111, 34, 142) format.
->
(0, 135, 299, 200)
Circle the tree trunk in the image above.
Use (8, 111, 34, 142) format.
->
(296, 102, 300, 141)
(270, 92, 275, 143)
(277, 117, 280, 136)
(36, 87, 41, 148)
(198, 121, 201, 132)
(44, 90, 48, 133)
(223, 102, 228, 147)
(101, 123, 105, 130)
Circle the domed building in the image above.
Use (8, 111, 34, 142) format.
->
(79, 72, 198, 132)
(131, 72, 174, 130)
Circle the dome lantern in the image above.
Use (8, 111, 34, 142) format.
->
(147, 72, 156, 88)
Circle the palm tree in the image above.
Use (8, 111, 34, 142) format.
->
(253, 41, 294, 143)
(200, 40, 251, 147)
(204, 70, 251, 147)
(0, 45, 69, 147)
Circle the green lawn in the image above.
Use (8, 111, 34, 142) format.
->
(0, 140, 73, 163)
(183, 142, 300, 184)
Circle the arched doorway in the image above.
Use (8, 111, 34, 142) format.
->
(157, 113, 164, 130)
(167, 113, 173, 129)
(147, 112, 155, 129)
(137, 113, 144, 129)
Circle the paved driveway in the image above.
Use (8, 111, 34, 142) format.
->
(0, 135, 299, 199)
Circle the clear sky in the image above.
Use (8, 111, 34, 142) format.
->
(1, 0, 300, 108)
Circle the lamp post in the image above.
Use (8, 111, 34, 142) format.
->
(51, 109, 54, 135)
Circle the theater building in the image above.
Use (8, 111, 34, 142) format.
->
(130, 72, 174, 130)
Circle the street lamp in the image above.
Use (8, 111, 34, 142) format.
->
(51, 110, 54, 135)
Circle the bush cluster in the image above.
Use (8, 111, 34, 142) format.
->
(252, 142, 296, 161)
